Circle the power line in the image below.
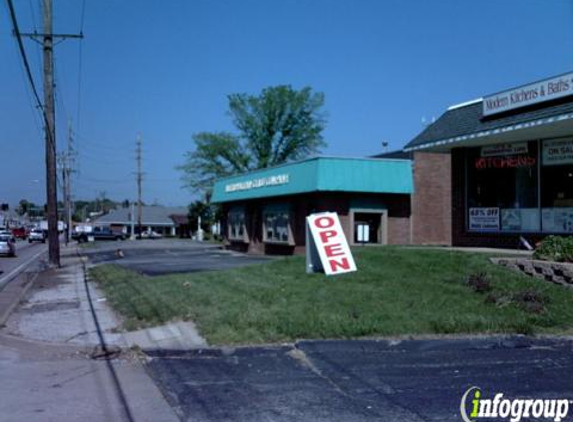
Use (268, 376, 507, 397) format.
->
(75, 0, 86, 149)
(5, 0, 46, 118)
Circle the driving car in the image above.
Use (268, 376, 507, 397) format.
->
(28, 228, 46, 243)
(0, 233, 16, 257)
(11, 227, 28, 240)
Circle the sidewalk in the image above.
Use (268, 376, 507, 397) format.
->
(0, 245, 182, 422)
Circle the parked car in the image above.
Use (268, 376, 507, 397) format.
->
(77, 227, 126, 242)
(11, 227, 29, 240)
(140, 229, 163, 239)
(28, 228, 46, 243)
(0, 233, 16, 257)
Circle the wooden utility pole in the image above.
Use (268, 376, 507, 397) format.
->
(64, 121, 74, 244)
(136, 133, 143, 238)
(43, 0, 59, 266)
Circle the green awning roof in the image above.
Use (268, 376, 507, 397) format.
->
(211, 157, 413, 203)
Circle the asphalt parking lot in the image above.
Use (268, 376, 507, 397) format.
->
(145, 337, 573, 422)
(81, 238, 273, 275)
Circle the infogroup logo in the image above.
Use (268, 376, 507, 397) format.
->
(460, 386, 571, 422)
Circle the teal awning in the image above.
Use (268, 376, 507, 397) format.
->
(211, 157, 413, 203)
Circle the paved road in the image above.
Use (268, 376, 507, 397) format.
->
(82, 239, 273, 275)
(0, 240, 47, 290)
(145, 337, 573, 422)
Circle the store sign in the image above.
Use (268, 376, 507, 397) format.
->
(542, 139, 573, 166)
(474, 155, 536, 170)
(481, 142, 528, 157)
(225, 173, 289, 193)
(469, 207, 499, 231)
(306, 212, 357, 276)
(483, 71, 573, 116)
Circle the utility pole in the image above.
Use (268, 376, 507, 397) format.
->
(64, 120, 74, 244)
(43, 0, 59, 265)
(136, 133, 143, 238)
(19, 0, 83, 266)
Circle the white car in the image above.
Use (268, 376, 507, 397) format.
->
(141, 230, 163, 239)
(28, 229, 46, 243)
(0, 233, 16, 257)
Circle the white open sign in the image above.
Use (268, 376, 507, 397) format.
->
(306, 212, 357, 276)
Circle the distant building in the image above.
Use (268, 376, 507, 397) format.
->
(93, 206, 188, 237)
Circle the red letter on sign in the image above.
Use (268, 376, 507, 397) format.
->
(324, 243, 344, 257)
(319, 230, 337, 244)
(329, 257, 350, 272)
(315, 216, 335, 229)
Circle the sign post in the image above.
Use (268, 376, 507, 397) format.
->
(306, 212, 357, 276)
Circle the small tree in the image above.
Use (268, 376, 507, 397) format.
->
(178, 85, 326, 194)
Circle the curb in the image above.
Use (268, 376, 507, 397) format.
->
(0, 271, 38, 327)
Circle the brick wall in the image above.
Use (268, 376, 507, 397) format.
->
(220, 191, 412, 254)
(412, 151, 452, 245)
(387, 217, 411, 244)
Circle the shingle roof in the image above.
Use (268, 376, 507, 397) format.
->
(370, 150, 413, 160)
(93, 206, 188, 226)
(404, 97, 573, 151)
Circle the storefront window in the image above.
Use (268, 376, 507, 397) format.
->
(263, 206, 291, 243)
(228, 207, 247, 241)
(541, 138, 573, 233)
(466, 141, 539, 232)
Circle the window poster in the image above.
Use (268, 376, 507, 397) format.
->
(501, 209, 521, 231)
(543, 139, 573, 166)
(469, 207, 499, 231)
(542, 208, 573, 233)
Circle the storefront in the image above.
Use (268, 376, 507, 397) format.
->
(211, 157, 413, 254)
(404, 71, 573, 247)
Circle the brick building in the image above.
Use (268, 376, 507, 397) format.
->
(211, 157, 414, 254)
(405, 71, 573, 247)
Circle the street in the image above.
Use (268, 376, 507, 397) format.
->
(0, 240, 47, 291)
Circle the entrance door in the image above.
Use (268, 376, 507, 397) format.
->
(353, 212, 382, 244)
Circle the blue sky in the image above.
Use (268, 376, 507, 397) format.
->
(2, 0, 573, 207)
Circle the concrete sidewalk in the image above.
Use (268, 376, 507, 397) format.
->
(0, 245, 186, 422)
(3, 245, 206, 350)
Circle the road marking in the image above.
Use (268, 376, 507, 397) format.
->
(0, 246, 47, 290)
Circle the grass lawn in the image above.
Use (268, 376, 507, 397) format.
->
(89, 246, 573, 345)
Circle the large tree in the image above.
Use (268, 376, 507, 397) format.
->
(179, 85, 326, 194)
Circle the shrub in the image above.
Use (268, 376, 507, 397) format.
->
(467, 272, 492, 293)
(533, 236, 573, 263)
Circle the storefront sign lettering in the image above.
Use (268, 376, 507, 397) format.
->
(474, 155, 536, 170)
(306, 212, 356, 276)
(469, 207, 499, 231)
(225, 174, 290, 193)
(542, 139, 573, 166)
(481, 142, 528, 157)
(483, 72, 573, 116)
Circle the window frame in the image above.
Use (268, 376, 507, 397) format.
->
(227, 206, 249, 243)
(262, 204, 294, 245)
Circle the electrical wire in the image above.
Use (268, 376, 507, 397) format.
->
(75, 0, 86, 144)
(5, 0, 56, 153)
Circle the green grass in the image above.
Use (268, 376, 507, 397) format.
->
(89, 246, 573, 345)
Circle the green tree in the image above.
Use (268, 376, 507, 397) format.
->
(17, 199, 34, 216)
(178, 85, 326, 193)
